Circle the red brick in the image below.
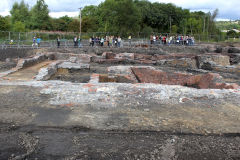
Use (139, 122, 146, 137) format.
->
(131, 67, 239, 89)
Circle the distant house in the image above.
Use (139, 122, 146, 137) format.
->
(221, 30, 228, 33)
(232, 29, 240, 33)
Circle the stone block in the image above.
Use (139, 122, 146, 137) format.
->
(92, 56, 105, 63)
(102, 52, 116, 59)
(197, 55, 230, 69)
(35, 61, 60, 81)
(69, 57, 77, 63)
(116, 53, 135, 60)
(77, 54, 92, 63)
(131, 67, 191, 85)
(16, 54, 47, 68)
(230, 53, 240, 65)
(197, 73, 223, 89)
(58, 62, 90, 70)
(228, 47, 240, 53)
(162, 58, 197, 68)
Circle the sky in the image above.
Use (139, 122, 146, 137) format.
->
(0, 0, 239, 20)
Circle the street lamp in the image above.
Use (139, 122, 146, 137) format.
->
(79, 7, 82, 38)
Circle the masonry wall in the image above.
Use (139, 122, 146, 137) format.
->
(0, 48, 35, 61)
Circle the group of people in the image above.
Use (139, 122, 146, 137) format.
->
(56, 36, 82, 48)
(150, 35, 195, 46)
(33, 34, 195, 48)
(32, 37, 41, 47)
(73, 36, 82, 48)
(89, 36, 123, 47)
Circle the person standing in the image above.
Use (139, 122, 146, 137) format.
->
(106, 36, 110, 47)
(32, 37, 36, 47)
(91, 37, 95, 47)
(57, 36, 60, 48)
(117, 36, 121, 47)
(109, 36, 113, 47)
(128, 35, 132, 47)
(78, 36, 82, 48)
(153, 35, 156, 45)
(89, 37, 92, 46)
(150, 35, 153, 44)
(114, 36, 118, 47)
(37, 37, 41, 47)
(73, 36, 77, 48)
(100, 37, 104, 46)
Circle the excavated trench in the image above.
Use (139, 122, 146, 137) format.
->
(46, 64, 238, 89)
(0, 46, 240, 159)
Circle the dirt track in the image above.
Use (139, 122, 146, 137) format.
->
(4, 60, 54, 81)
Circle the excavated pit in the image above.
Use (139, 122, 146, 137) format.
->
(0, 45, 240, 159)
(45, 63, 239, 90)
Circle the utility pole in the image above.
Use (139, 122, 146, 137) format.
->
(169, 15, 172, 34)
(79, 7, 82, 38)
(203, 16, 205, 34)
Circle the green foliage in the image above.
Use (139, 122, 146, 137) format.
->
(2, 0, 221, 38)
(142, 26, 153, 37)
(68, 19, 80, 32)
(227, 30, 238, 37)
(13, 21, 26, 32)
(0, 16, 10, 31)
(97, 0, 141, 35)
(216, 21, 240, 30)
(50, 16, 73, 31)
(10, 0, 30, 25)
(82, 17, 98, 32)
(171, 25, 178, 33)
(29, 0, 50, 30)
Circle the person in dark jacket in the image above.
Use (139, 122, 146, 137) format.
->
(57, 36, 60, 48)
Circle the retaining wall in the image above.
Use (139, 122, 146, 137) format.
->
(0, 48, 35, 61)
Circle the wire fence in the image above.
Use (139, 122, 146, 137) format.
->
(1, 30, 240, 49)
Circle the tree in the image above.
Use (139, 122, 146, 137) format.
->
(227, 30, 238, 37)
(81, 5, 99, 32)
(171, 25, 178, 33)
(97, 0, 141, 35)
(209, 9, 219, 35)
(29, 0, 50, 30)
(142, 26, 153, 37)
(82, 5, 98, 17)
(13, 21, 25, 32)
(0, 16, 10, 31)
(50, 16, 73, 31)
(10, 0, 30, 25)
(82, 17, 98, 32)
(68, 19, 80, 32)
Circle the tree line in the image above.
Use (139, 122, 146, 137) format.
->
(0, 0, 220, 37)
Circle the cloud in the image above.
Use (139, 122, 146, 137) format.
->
(49, 11, 79, 18)
(0, 0, 239, 20)
(153, 0, 240, 19)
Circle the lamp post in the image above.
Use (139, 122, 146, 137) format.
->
(79, 7, 82, 38)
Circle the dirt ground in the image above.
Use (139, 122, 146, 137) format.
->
(1, 124, 240, 160)
(0, 84, 239, 159)
(0, 61, 17, 72)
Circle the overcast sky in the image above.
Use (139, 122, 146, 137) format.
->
(0, 0, 239, 20)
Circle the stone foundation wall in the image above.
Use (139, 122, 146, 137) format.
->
(131, 67, 239, 89)
(0, 48, 35, 61)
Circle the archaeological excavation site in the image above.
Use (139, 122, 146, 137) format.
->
(0, 43, 240, 159)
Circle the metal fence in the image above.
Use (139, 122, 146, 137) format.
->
(1, 30, 240, 49)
